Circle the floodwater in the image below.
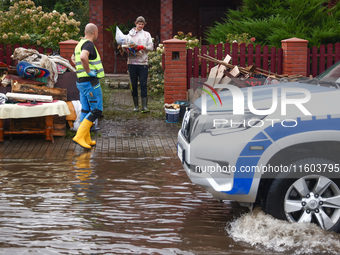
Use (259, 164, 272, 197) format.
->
(1, 152, 340, 254)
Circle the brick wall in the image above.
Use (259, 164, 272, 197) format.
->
(89, 0, 105, 69)
(173, 0, 239, 41)
(160, 0, 173, 42)
(89, 0, 240, 73)
(163, 39, 187, 103)
(282, 37, 308, 76)
(59, 40, 78, 66)
(102, 0, 160, 74)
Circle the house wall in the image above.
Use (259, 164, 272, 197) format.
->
(173, 0, 239, 42)
(89, 0, 104, 62)
(102, 0, 161, 74)
(93, 0, 241, 74)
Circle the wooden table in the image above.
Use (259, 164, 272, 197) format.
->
(0, 100, 70, 142)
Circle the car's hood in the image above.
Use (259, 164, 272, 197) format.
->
(194, 81, 338, 116)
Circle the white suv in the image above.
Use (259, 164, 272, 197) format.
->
(177, 61, 340, 231)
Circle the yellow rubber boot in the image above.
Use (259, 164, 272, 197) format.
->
(85, 124, 96, 146)
(72, 119, 92, 149)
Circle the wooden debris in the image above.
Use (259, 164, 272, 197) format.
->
(199, 54, 250, 75)
(198, 54, 303, 84)
(12, 83, 67, 101)
(205, 65, 219, 86)
(229, 66, 240, 77)
(196, 54, 305, 91)
(224, 71, 247, 88)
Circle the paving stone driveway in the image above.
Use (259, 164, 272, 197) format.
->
(0, 90, 181, 160)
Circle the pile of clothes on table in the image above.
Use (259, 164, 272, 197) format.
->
(0, 47, 87, 132)
(11, 47, 76, 88)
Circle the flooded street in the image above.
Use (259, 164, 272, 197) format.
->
(1, 150, 340, 254)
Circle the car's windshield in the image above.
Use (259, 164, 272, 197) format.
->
(306, 61, 340, 87)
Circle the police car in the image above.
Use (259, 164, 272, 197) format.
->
(177, 61, 340, 231)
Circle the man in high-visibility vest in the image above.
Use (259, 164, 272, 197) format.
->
(71, 23, 105, 149)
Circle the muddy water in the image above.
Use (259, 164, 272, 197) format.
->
(0, 153, 340, 254)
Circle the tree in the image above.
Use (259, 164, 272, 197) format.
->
(206, 0, 340, 47)
(0, 0, 18, 11)
(62, 0, 89, 35)
(54, 2, 65, 13)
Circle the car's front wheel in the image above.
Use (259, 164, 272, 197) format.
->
(265, 158, 340, 232)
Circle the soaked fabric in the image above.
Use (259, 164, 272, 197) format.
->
(0, 100, 70, 118)
(128, 64, 148, 98)
(76, 81, 103, 122)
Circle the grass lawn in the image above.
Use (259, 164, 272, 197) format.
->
(101, 80, 166, 121)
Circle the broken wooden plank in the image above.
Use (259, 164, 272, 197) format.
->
(12, 83, 67, 101)
(205, 65, 219, 86)
(199, 54, 250, 75)
(215, 65, 226, 83)
(222, 55, 231, 65)
(229, 66, 240, 77)
(199, 54, 303, 80)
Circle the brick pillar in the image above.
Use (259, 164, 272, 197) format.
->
(89, 0, 104, 62)
(160, 0, 173, 42)
(163, 38, 187, 104)
(281, 37, 309, 76)
(59, 39, 78, 66)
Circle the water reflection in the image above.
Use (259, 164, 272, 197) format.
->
(73, 151, 96, 200)
(74, 151, 93, 182)
(0, 153, 339, 254)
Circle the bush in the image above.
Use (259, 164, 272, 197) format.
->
(225, 33, 255, 45)
(0, 0, 81, 50)
(148, 43, 164, 95)
(206, 0, 340, 48)
(148, 31, 201, 95)
(174, 31, 201, 49)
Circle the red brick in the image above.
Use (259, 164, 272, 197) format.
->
(161, 0, 173, 41)
(172, 77, 186, 82)
(165, 73, 181, 78)
(165, 69, 186, 75)
(173, 87, 186, 91)
(164, 82, 178, 86)
(281, 37, 308, 76)
(170, 60, 186, 65)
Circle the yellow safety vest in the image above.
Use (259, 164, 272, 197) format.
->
(74, 39, 105, 78)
